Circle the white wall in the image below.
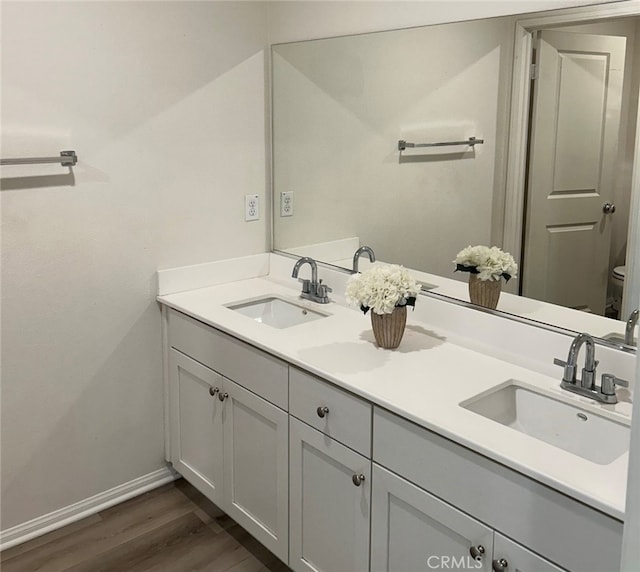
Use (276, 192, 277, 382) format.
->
(0, 1, 268, 532)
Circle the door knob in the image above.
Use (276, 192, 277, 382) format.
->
(352, 473, 366, 486)
(469, 545, 485, 561)
(317, 406, 330, 418)
(603, 202, 616, 214)
(492, 558, 509, 571)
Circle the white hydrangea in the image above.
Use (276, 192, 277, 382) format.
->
(346, 265, 420, 315)
(454, 245, 518, 282)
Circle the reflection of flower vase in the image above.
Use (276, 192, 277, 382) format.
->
(371, 305, 407, 349)
(468, 274, 501, 310)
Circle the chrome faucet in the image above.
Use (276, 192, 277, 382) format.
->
(554, 332, 628, 404)
(352, 246, 376, 273)
(625, 308, 639, 346)
(291, 257, 332, 304)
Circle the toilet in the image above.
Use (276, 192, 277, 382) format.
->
(611, 265, 626, 315)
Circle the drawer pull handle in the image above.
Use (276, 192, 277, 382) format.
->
(492, 558, 508, 572)
(352, 473, 365, 486)
(469, 545, 485, 561)
(218, 392, 229, 402)
(209, 387, 220, 397)
(317, 406, 330, 418)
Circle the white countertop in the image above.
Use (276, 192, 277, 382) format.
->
(158, 257, 633, 520)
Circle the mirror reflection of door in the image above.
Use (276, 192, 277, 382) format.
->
(522, 24, 637, 319)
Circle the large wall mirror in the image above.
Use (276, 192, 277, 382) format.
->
(271, 4, 640, 351)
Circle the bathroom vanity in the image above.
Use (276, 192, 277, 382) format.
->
(157, 253, 634, 572)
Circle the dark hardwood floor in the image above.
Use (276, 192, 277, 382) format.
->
(1, 479, 290, 572)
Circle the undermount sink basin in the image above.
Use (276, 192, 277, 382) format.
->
(460, 381, 630, 465)
(227, 296, 328, 329)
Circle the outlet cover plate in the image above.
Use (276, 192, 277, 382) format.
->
(245, 194, 260, 221)
(280, 191, 293, 217)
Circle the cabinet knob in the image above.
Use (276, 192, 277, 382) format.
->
(316, 406, 330, 418)
(603, 202, 616, 214)
(492, 558, 509, 572)
(218, 392, 229, 402)
(352, 473, 366, 486)
(209, 387, 219, 397)
(469, 545, 485, 561)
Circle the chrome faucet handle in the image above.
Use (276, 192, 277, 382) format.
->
(316, 283, 332, 301)
(298, 278, 311, 293)
(553, 358, 576, 384)
(601, 373, 629, 397)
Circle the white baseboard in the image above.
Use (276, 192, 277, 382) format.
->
(0, 466, 179, 552)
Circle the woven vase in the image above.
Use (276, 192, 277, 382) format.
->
(468, 274, 501, 310)
(370, 305, 407, 349)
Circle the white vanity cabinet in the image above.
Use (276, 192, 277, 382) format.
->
(169, 349, 224, 505)
(492, 534, 565, 572)
(288, 367, 373, 572)
(221, 375, 288, 562)
(289, 418, 371, 572)
(371, 464, 563, 572)
(371, 463, 494, 572)
(373, 407, 623, 572)
(162, 305, 625, 572)
(166, 309, 289, 563)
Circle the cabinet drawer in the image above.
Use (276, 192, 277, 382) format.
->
(290, 367, 371, 457)
(373, 407, 622, 572)
(168, 309, 288, 410)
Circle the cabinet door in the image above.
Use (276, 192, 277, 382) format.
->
(493, 533, 565, 572)
(169, 349, 224, 505)
(289, 418, 370, 572)
(371, 464, 493, 572)
(222, 379, 289, 563)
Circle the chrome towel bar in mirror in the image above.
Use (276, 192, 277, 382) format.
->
(398, 137, 484, 151)
(0, 150, 78, 167)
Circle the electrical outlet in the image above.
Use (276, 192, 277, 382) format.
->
(245, 194, 260, 221)
(280, 191, 293, 217)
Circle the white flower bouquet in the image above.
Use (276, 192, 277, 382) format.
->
(346, 265, 420, 315)
(454, 245, 518, 282)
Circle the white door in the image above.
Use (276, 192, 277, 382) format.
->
(289, 418, 370, 572)
(371, 464, 493, 572)
(222, 378, 289, 563)
(169, 349, 224, 505)
(523, 30, 626, 313)
(493, 533, 565, 572)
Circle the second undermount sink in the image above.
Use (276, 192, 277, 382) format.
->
(227, 296, 328, 329)
(460, 381, 630, 465)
